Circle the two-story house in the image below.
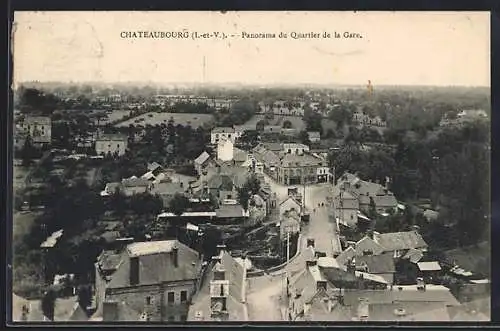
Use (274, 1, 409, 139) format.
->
(21, 115, 52, 146)
(346, 230, 428, 259)
(188, 246, 248, 321)
(95, 134, 128, 157)
(334, 190, 360, 228)
(211, 127, 236, 145)
(93, 240, 203, 322)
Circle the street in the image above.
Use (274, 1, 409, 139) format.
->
(246, 175, 341, 320)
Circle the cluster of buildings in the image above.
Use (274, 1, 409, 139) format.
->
(439, 109, 489, 128)
(352, 109, 387, 127)
(286, 233, 487, 322)
(333, 172, 399, 228)
(154, 95, 238, 110)
(251, 142, 332, 186)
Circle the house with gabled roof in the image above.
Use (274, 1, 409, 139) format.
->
(188, 246, 248, 321)
(279, 196, 303, 218)
(93, 240, 203, 322)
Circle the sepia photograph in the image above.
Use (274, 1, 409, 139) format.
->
(10, 11, 491, 323)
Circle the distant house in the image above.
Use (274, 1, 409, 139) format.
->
(279, 209, 301, 239)
(93, 240, 203, 322)
(21, 115, 52, 146)
(121, 177, 152, 196)
(337, 173, 398, 214)
(95, 134, 128, 157)
(307, 131, 321, 143)
(334, 190, 360, 228)
(355, 253, 396, 285)
(211, 127, 235, 145)
(149, 181, 186, 206)
(188, 247, 248, 321)
(279, 196, 303, 218)
(215, 205, 249, 221)
(194, 151, 212, 174)
(354, 231, 428, 258)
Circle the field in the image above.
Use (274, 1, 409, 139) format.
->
(115, 112, 214, 128)
(101, 109, 130, 124)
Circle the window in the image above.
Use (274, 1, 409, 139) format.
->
(227, 194, 232, 200)
(168, 316, 175, 322)
(180, 315, 187, 321)
(180, 290, 187, 303)
(117, 144, 120, 148)
(146, 296, 152, 305)
(167, 291, 175, 304)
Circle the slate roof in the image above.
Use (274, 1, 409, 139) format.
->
(150, 181, 184, 196)
(280, 153, 323, 167)
(216, 205, 248, 218)
(402, 248, 424, 263)
(357, 252, 396, 274)
(103, 240, 201, 289)
(341, 285, 460, 307)
(122, 178, 151, 187)
(375, 231, 428, 252)
(194, 151, 211, 165)
(367, 301, 451, 321)
(188, 251, 246, 321)
(207, 174, 234, 191)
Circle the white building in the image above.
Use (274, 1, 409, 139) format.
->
(21, 116, 52, 145)
(211, 127, 236, 145)
(217, 138, 234, 162)
(95, 134, 128, 156)
(282, 143, 310, 155)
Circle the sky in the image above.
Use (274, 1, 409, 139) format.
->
(12, 11, 491, 87)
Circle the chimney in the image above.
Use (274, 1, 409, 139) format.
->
(347, 258, 356, 274)
(306, 259, 317, 267)
(172, 244, 179, 268)
(316, 280, 327, 292)
(103, 301, 118, 321)
(327, 298, 334, 312)
(307, 239, 315, 248)
(417, 277, 426, 291)
(216, 244, 226, 255)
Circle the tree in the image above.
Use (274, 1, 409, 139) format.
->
(237, 187, 251, 212)
(77, 285, 92, 310)
(298, 130, 311, 146)
(168, 193, 190, 216)
(41, 289, 57, 321)
(282, 120, 292, 129)
(20, 136, 35, 166)
(256, 119, 268, 132)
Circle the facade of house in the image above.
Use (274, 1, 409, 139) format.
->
(337, 173, 398, 214)
(279, 196, 303, 218)
(194, 151, 213, 175)
(188, 247, 248, 321)
(211, 127, 236, 145)
(280, 209, 301, 239)
(351, 231, 428, 259)
(334, 191, 360, 228)
(307, 132, 321, 143)
(252, 143, 330, 186)
(121, 177, 152, 196)
(21, 116, 52, 145)
(352, 111, 387, 127)
(94, 240, 203, 322)
(95, 134, 128, 157)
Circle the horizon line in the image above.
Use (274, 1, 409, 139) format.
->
(15, 81, 491, 89)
